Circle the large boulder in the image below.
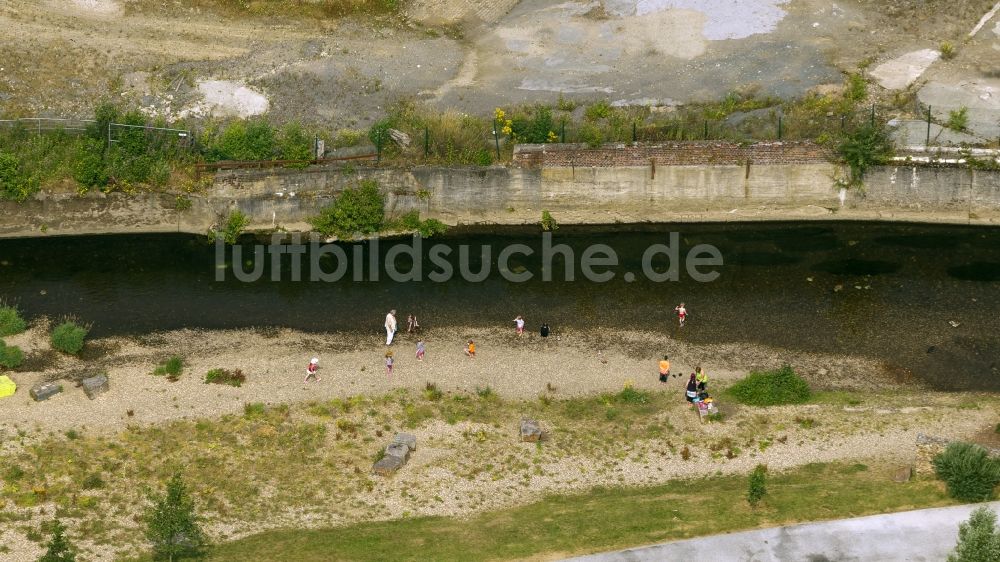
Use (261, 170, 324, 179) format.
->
(81, 374, 109, 400)
(372, 454, 405, 476)
(392, 433, 417, 452)
(520, 418, 543, 442)
(385, 442, 411, 462)
(29, 381, 63, 401)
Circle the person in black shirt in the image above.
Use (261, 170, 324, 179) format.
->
(540, 323, 550, 338)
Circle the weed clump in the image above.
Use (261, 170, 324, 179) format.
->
(727, 365, 811, 406)
(50, 322, 89, 355)
(204, 368, 246, 387)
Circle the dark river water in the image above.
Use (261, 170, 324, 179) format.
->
(1, 222, 998, 390)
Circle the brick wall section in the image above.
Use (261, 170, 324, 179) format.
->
(513, 141, 835, 168)
(914, 434, 1000, 477)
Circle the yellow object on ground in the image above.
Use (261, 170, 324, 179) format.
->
(0, 375, 16, 398)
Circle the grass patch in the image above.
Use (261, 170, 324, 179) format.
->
(205, 462, 951, 561)
(726, 365, 812, 406)
(204, 368, 246, 387)
(152, 356, 184, 381)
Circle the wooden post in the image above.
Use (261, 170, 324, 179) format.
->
(926, 106, 932, 147)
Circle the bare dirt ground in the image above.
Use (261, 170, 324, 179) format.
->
(1, 0, 997, 134)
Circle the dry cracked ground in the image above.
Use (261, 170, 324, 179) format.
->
(1, 0, 999, 137)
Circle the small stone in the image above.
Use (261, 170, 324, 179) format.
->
(29, 382, 63, 402)
(817, 368, 829, 376)
(384, 442, 411, 462)
(392, 433, 417, 452)
(893, 466, 912, 483)
(81, 374, 109, 400)
(520, 418, 543, 442)
(373, 454, 405, 476)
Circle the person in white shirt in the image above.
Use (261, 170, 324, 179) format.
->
(385, 309, 397, 345)
(513, 315, 525, 336)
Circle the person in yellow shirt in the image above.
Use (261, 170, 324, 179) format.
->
(658, 355, 670, 383)
(465, 340, 476, 359)
(696, 366, 708, 392)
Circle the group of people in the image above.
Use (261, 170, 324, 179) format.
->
(658, 356, 709, 401)
(304, 303, 689, 383)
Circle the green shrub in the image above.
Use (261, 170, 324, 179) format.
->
(39, 519, 76, 562)
(747, 464, 768, 506)
(541, 210, 558, 232)
(475, 386, 495, 399)
(727, 365, 811, 406)
(81, 473, 105, 490)
(310, 179, 385, 238)
(845, 73, 867, 102)
(0, 340, 24, 369)
(278, 122, 313, 164)
(0, 305, 27, 336)
(585, 99, 613, 121)
(0, 151, 40, 202)
(578, 123, 604, 148)
(50, 322, 88, 355)
(933, 442, 1000, 502)
(509, 106, 555, 143)
(837, 123, 894, 184)
(205, 368, 245, 387)
(948, 107, 969, 132)
(72, 138, 108, 189)
(152, 356, 184, 381)
(940, 41, 957, 61)
(948, 506, 1000, 562)
(390, 211, 449, 238)
(213, 120, 276, 161)
(210, 210, 250, 245)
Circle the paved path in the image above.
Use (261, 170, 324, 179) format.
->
(565, 501, 1000, 562)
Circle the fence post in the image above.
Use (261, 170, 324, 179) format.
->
(703, 120, 708, 140)
(777, 116, 782, 140)
(107, 122, 112, 150)
(632, 122, 636, 143)
(424, 127, 429, 158)
(926, 106, 932, 147)
(493, 118, 501, 160)
(376, 129, 383, 163)
(560, 121, 566, 143)
(870, 103, 875, 127)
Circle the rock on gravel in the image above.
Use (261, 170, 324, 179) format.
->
(385, 442, 412, 462)
(520, 418, 543, 442)
(30, 381, 63, 401)
(81, 374, 109, 400)
(373, 454, 406, 476)
(392, 433, 417, 452)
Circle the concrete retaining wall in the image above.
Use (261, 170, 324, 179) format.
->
(2, 146, 1000, 238)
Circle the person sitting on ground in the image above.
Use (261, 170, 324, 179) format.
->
(658, 355, 670, 383)
(407, 314, 420, 333)
(695, 366, 708, 392)
(685, 373, 698, 403)
(465, 340, 476, 358)
(416, 340, 425, 361)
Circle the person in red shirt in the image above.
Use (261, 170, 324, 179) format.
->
(304, 357, 320, 383)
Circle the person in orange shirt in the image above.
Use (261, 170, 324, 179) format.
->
(465, 340, 476, 358)
(658, 355, 670, 383)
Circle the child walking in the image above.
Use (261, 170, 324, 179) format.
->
(513, 315, 525, 336)
(304, 357, 320, 383)
(385, 350, 394, 376)
(674, 303, 688, 327)
(416, 340, 425, 361)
